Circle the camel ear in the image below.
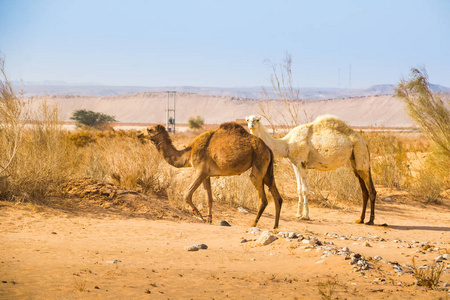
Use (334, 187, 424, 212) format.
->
(155, 124, 165, 132)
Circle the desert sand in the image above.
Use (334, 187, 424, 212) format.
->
(1, 185, 449, 299)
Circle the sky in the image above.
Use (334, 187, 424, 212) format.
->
(0, 0, 449, 89)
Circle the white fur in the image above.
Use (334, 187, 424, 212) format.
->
(246, 115, 372, 220)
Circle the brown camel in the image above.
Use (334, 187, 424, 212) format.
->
(142, 122, 284, 228)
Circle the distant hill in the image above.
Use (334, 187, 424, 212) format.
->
(15, 83, 450, 100)
(27, 92, 419, 127)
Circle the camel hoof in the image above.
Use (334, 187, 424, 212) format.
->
(300, 216, 310, 220)
(355, 219, 364, 224)
(295, 214, 302, 218)
(365, 221, 374, 225)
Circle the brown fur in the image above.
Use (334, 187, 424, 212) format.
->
(145, 122, 284, 229)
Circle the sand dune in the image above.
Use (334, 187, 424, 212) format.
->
(28, 92, 415, 127)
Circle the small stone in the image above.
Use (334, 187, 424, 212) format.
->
(238, 207, 248, 213)
(443, 254, 450, 260)
(364, 241, 371, 247)
(248, 227, 260, 232)
(374, 256, 383, 261)
(185, 245, 199, 251)
(255, 231, 278, 246)
(192, 243, 208, 249)
(241, 239, 248, 243)
(443, 283, 450, 287)
(288, 232, 297, 239)
(342, 247, 350, 253)
(220, 221, 231, 227)
(106, 260, 122, 264)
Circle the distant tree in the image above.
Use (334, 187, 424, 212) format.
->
(70, 109, 116, 129)
(188, 115, 204, 129)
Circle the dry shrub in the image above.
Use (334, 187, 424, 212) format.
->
(362, 131, 411, 189)
(212, 172, 257, 209)
(68, 130, 97, 147)
(1, 58, 75, 202)
(1, 103, 76, 202)
(412, 257, 445, 289)
(76, 134, 173, 196)
(410, 146, 450, 203)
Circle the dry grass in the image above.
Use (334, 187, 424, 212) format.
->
(412, 257, 445, 289)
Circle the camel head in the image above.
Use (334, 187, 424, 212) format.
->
(146, 124, 168, 146)
(245, 115, 261, 134)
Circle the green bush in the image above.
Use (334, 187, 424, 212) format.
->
(71, 109, 116, 129)
(188, 115, 204, 129)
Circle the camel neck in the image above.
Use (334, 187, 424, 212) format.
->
(155, 138, 191, 168)
(254, 125, 289, 157)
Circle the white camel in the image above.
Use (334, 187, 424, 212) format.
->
(245, 114, 377, 224)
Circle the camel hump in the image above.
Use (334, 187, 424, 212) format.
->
(218, 122, 248, 135)
(313, 115, 354, 133)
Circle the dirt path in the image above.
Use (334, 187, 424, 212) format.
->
(0, 194, 449, 299)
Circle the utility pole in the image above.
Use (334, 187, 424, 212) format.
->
(166, 91, 176, 133)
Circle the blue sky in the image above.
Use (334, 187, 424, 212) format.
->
(0, 0, 449, 88)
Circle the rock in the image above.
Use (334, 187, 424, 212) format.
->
(288, 232, 297, 239)
(192, 243, 208, 249)
(185, 245, 199, 251)
(374, 256, 383, 261)
(255, 231, 278, 246)
(241, 239, 248, 243)
(238, 207, 248, 213)
(248, 227, 260, 232)
(106, 260, 122, 264)
(220, 221, 231, 227)
(364, 241, 371, 247)
(185, 243, 207, 251)
(342, 247, 350, 253)
(443, 254, 450, 260)
(443, 282, 450, 287)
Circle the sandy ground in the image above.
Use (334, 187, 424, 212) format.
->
(1, 188, 449, 299)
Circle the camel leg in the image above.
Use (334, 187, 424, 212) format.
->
(353, 169, 377, 225)
(202, 177, 213, 224)
(292, 164, 303, 218)
(264, 169, 283, 229)
(249, 171, 268, 228)
(293, 164, 310, 220)
(184, 171, 208, 221)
